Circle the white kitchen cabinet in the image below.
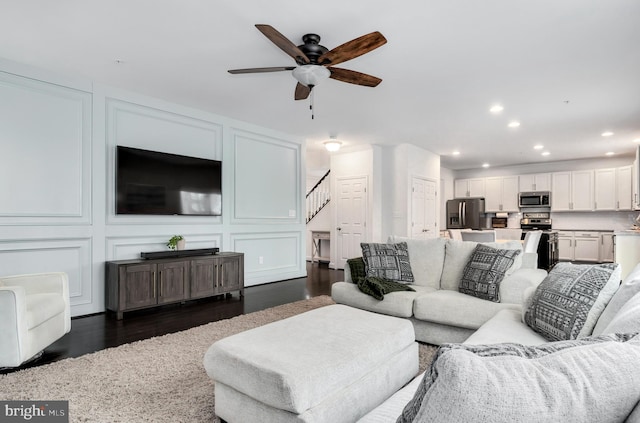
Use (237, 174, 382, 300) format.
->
(454, 178, 485, 198)
(573, 232, 600, 262)
(594, 168, 617, 210)
(599, 232, 614, 263)
(519, 173, 551, 192)
(557, 231, 574, 261)
(617, 165, 633, 211)
(551, 170, 594, 211)
(484, 176, 519, 212)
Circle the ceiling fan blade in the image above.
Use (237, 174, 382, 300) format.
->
(329, 67, 382, 87)
(318, 31, 387, 66)
(294, 82, 311, 100)
(228, 66, 295, 74)
(255, 24, 310, 65)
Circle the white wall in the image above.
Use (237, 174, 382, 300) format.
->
(383, 144, 440, 239)
(0, 58, 306, 317)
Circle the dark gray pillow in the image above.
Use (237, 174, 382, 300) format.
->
(397, 333, 640, 423)
(458, 244, 520, 302)
(360, 242, 414, 284)
(524, 262, 621, 341)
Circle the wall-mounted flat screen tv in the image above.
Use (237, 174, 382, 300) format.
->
(116, 146, 222, 216)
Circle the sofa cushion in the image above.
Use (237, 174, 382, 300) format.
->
(601, 290, 640, 335)
(458, 244, 521, 302)
(464, 309, 548, 346)
(593, 262, 640, 335)
(25, 293, 65, 329)
(361, 242, 414, 283)
(440, 240, 522, 291)
(387, 236, 446, 289)
(524, 262, 621, 341)
(397, 333, 640, 423)
(413, 290, 520, 330)
(332, 282, 434, 318)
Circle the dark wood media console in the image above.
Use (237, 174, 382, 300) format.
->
(106, 252, 244, 319)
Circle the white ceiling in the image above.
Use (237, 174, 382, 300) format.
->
(1, 1, 639, 170)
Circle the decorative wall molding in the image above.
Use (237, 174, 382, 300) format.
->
(0, 71, 92, 226)
(230, 128, 302, 224)
(104, 98, 223, 226)
(106, 233, 223, 261)
(230, 231, 303, 285)
(0, 238, 92, 307)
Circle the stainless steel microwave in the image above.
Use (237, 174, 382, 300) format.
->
(519, 191, 551, 208)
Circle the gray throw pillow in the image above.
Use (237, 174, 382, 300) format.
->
(524, 262, 621, 341)
(458, 244, 521, 302)
(397, 333, 640, 423)
(361, 242, 414, 284)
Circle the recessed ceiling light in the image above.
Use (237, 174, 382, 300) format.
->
(508, 121, 520, 128)
(634, 139, 640, 143)
(533, 144, 544, 150)
(606, 151, 615, 156)
(482, 163, 490, 168)
(541, 151, 550, 156)
(601, 131, 614, 137)
(452, 150, 460, 156)
(489, 104, 504, 114)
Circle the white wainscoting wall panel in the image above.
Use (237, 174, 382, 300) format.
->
(231, 232, 302, 286)
(231, 129, 302, 223)
(0, 238, 92, 306)
(0, 58, 306, 317)
(0, 71, 92, 225)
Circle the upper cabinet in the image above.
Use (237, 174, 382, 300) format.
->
(518, 173, 551, 192)
(485, 176, 519, 212)
(454, 178, 485, 198)
(551, 170, 594, 211)
(594, 166, 632, 211)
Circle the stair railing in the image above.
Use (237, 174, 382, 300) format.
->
(306, 170, 330, 223)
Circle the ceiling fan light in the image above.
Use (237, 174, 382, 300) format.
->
(292, 65, 331, 87)
(324, 139, 342, 152)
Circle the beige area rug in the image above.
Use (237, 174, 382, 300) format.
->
(0, 296, 438, 422)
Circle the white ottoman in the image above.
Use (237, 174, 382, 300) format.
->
(204, 304, 419, 423)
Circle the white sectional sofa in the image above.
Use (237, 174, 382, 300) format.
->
(357, 261, 640, 423)
(332, 236, 548, 345)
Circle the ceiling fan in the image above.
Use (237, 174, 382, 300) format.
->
(228, 24, 387, 101)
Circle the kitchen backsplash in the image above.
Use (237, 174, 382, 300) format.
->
(485, 211, 640, 231)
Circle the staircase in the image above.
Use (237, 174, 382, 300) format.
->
(306, 170, 330, 223)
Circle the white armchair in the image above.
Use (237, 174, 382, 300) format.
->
(0, 272, 71, 367)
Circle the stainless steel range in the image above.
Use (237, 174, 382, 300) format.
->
(520, 212, 559, 271)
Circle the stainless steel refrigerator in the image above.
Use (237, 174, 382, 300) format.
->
(446, 198, 486, 229)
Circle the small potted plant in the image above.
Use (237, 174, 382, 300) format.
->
(167, 235, 185, 251)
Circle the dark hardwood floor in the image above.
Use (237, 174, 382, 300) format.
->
(1, 262, 343, 375)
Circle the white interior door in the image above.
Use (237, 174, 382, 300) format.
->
(411, 177, 437, 239)
(336, 176, 367, 269)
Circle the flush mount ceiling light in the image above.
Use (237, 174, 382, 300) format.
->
(601, 131, 614, 137)
(489, 104, 504, 114)
(324, 136, 342, 152)
(508, 121, 521, 128)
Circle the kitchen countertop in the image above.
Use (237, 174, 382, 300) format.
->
(554, 229, 614, 232)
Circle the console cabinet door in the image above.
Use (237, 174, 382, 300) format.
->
(190, 257, 217, 299)
(219, 255, 243, 292)
(157, 261, 189, 304)
(119, 263, 157, 310)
